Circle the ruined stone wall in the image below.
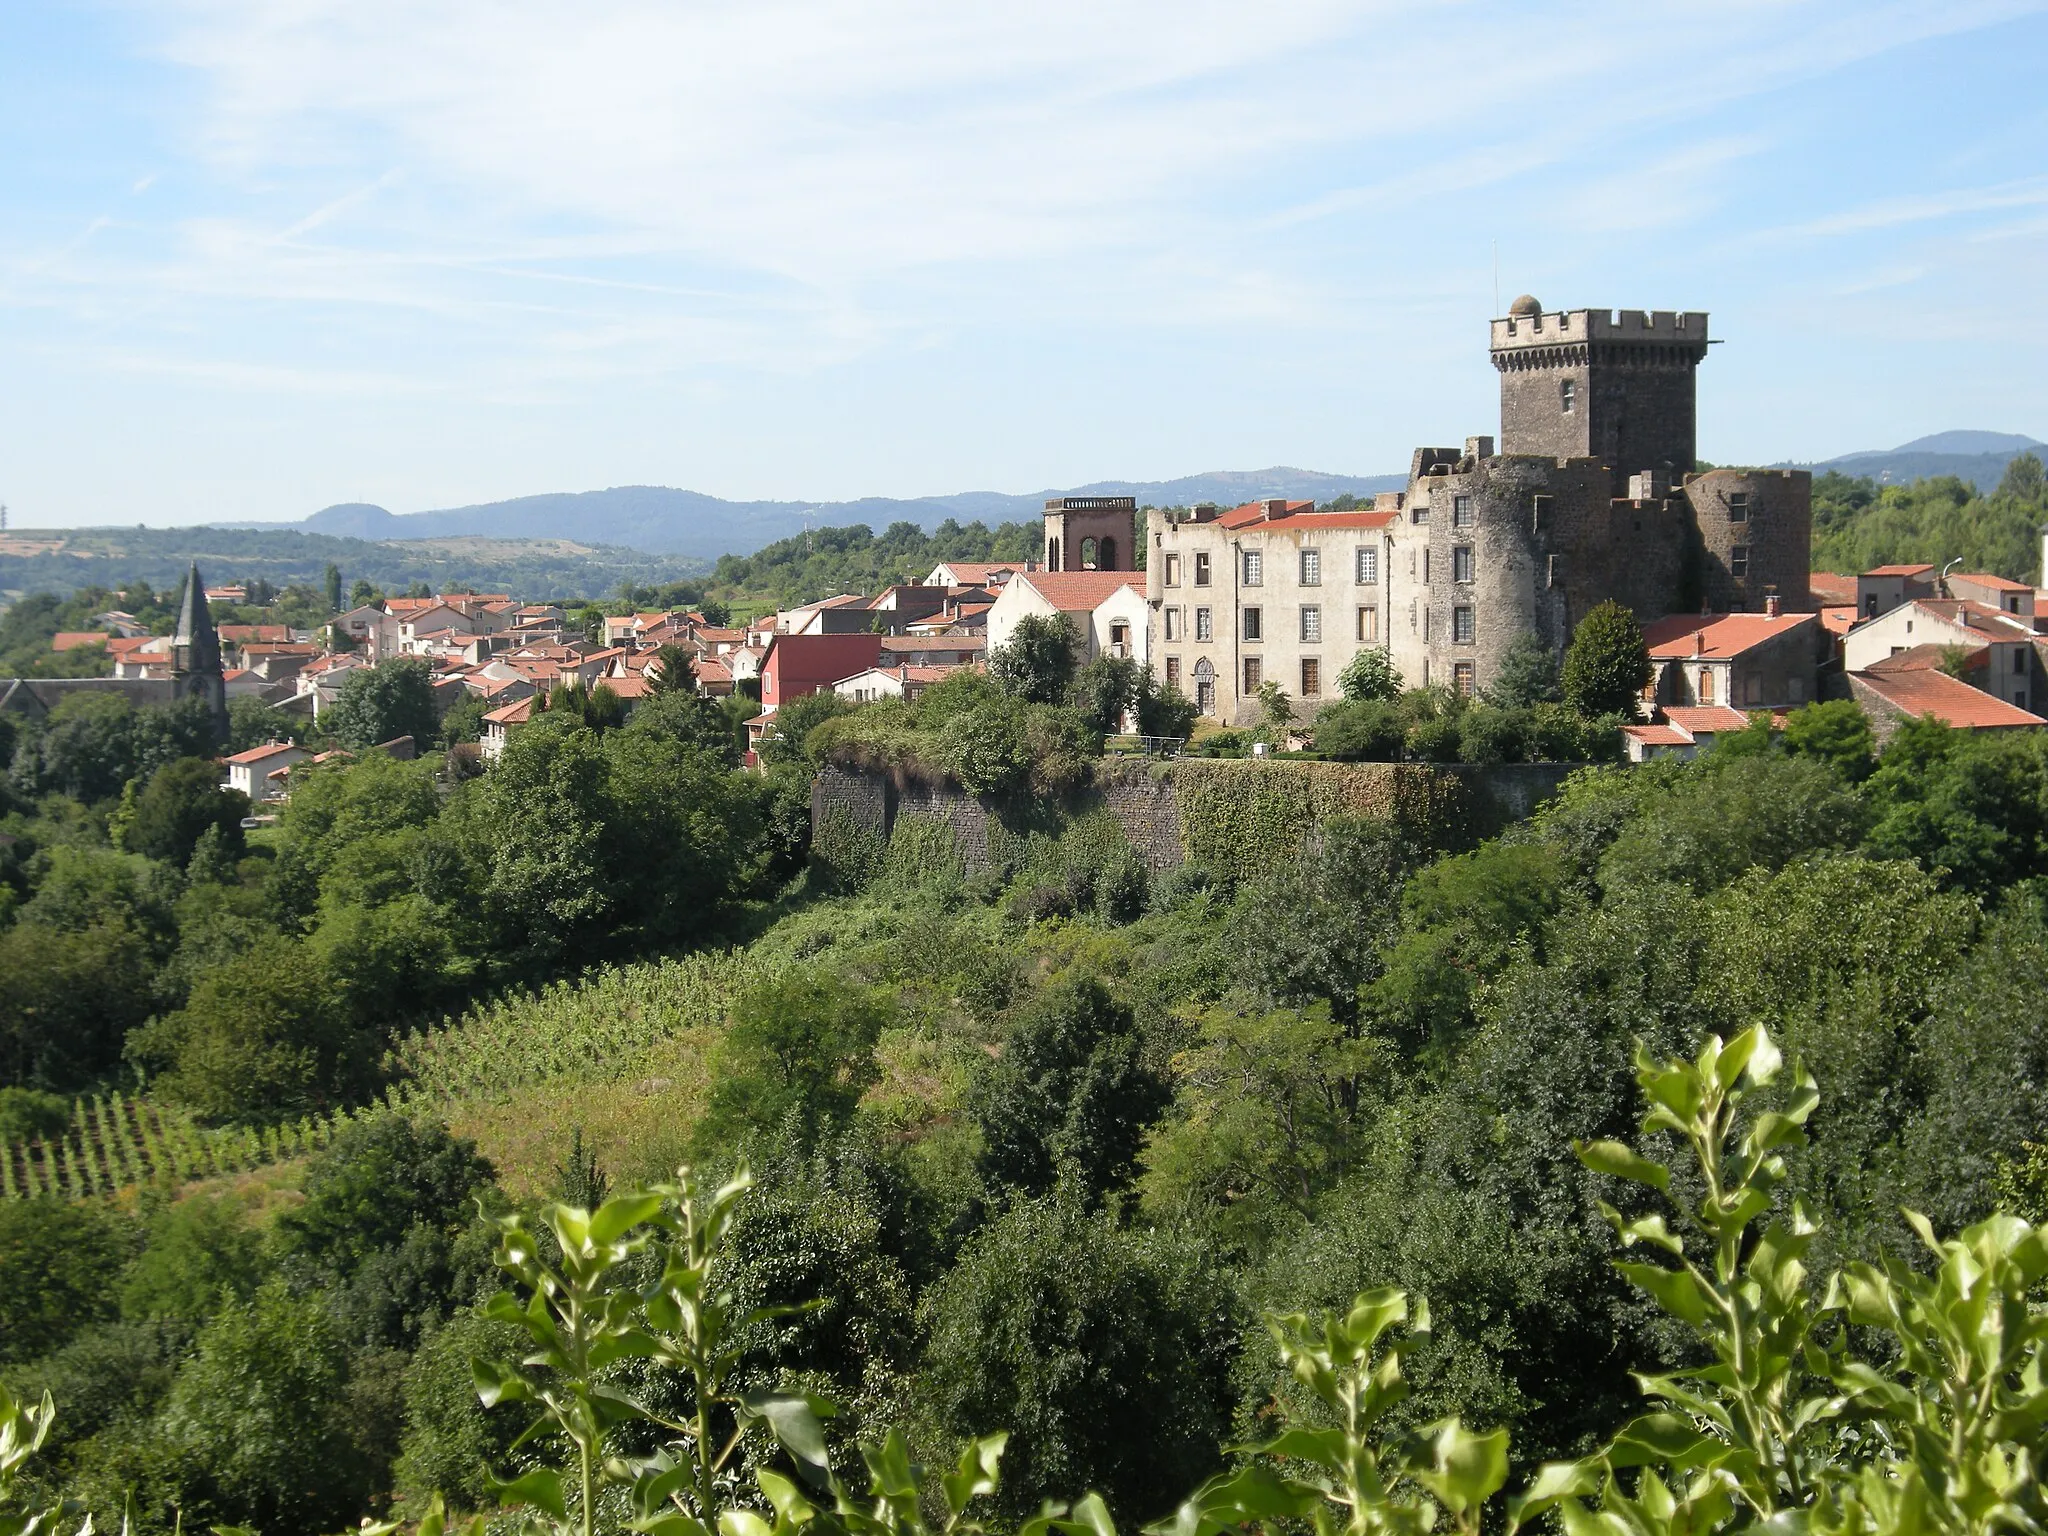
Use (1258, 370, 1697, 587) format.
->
(809, 758, 1579, 878)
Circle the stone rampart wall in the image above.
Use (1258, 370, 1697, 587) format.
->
(810, 758, 1579, 875)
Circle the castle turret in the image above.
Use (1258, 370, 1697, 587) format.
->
(172, 562, 229, 743)
(1490, 301, 1709, 498)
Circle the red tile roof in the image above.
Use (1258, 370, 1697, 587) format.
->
(1008, 571, 1144, 610)
(1662, 705, 1754, 734)
(1808, 571, 1857, 604)
(1864, 563, 1935, 578)
(1642, 611, 1818, 660)
(1853, 668, 2047, 729)
(224, 741, 302, 765)
(1820, 606, 1858, 637)
(881, 633, 985, 652)
(50, 631, 110, 651)
(484, 698, 535, 725)
(930, 562, 1023, 584)
(1866, 644, 1984, 674)
(1623, 724, 1691, 747)
(1211, 499, 1399, 534)
(1952, 572, 2034, 592)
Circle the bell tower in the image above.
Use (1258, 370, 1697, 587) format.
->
(1042, 496, 1136, 573)
(172, 561, 229, 745)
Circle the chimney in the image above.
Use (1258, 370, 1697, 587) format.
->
(1764, 593, 1782, 619)
(1262, 498, 1288, 518)
(1692, 631, 1704, 657)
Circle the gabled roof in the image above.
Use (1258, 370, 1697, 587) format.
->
(1852, 667, 2047, 729)
(1214, 498, 1398, 533)
(1820, 606, 1858, 637)
(224, 741, 303, 765)
(1866, 644, 1985, 674)
(1864, 563, 1935, 578)
(484, 698, 535, 726)
(51, 632, 110, 651)
(1622, 723, 1691, 747)
(1004, 571, 1143, 611)
(1642, 611, 1817, 660)
(1906, 599, 2036, 640)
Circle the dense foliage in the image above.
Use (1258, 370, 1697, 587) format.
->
(1809, 455, 2048, 579)
(11, 548, 2048, 1534)
(708, 520, 1040, 609)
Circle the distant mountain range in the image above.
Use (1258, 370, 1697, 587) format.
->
(1791, 430, 2045, 493)
(279, 468, 1410, 560)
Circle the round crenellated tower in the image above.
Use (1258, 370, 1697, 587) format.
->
(1680, 469, 1813, 612)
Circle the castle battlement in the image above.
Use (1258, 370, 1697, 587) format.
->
(1491, 308, 1709, 354)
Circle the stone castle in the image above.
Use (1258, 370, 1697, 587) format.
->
(1111, 300, 1813, 723)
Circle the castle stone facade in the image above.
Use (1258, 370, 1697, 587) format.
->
(1145, 301, 1813, 723)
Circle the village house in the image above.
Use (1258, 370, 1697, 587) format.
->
(984, 569, 1150, 672)
(1848, 660, 2048, 744)
(1841, 599, 2039, 713)
(1620, 704, 1759, 763)
(222, 741, 309, 803)
(1642, 609, 1825, 710)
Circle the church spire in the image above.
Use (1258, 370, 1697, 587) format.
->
(173, 562, 229, 743)
(173, 561, 223, 678)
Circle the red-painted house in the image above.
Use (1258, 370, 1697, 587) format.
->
(759, 633, 884, 711)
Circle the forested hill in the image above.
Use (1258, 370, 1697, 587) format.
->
(708, 517, 1044, 606)
(1809, 451, 2048, 580)
(0, 526, 706, 603)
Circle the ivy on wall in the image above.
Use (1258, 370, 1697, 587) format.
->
(1168, 760, 1475, 883)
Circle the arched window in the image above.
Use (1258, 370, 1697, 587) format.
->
(1081, 537, 1099, 570)
(1192, 657, 1216, 717)
(1099, 536, 1117, 570)
(1046, 536, 1061, 571)
(1561, 377, 1576, 414)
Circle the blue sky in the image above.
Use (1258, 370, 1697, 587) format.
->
(2, 0, 2045, 528)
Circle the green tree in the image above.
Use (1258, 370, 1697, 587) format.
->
(1482, 633, 1561, 706)
(1337, 646, 1403, 702)
(647, 642, 696, 697)
(120, 1194, 266, 1327)
(275, 1115, 497, 1349)
(226, 694, 301, 753)
(1068, 654, 1139, 734)
(0, 919, 155, 1088)
(1780, 699, 1876, 781)
(138, 934, 368, 1122)
(915, 1197, 1237, 1521)
(0, 1198, 132, 1364)
(756, 689, 854, 768)
(939, 701, 1031, 796)
(124, 757, 249, 867)
(325, 656, 442, 749)
(1561, 600, 1650, 719)
(323, 563, 343, 612)
(972, 975, 1167, 1202)
(1133, 667, 1198, 741)
(1996, 450, 2046, 504)
(157, 1281, 372, 1533)
(988, 614, 1078, 705)
(695, 968, 894, 1154)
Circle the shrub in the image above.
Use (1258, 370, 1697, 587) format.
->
(939, 702, 1031, 796)
(1455, 706, 1527, 764)
(1314, 699, 1406, 761)
(1406, 714, 1462, 763)
(1338, 647, 1403, 701)
(1095, 848, 1150, 924)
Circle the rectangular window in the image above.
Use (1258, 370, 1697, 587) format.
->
(1300, 605, 1322, 643)
(1165, 656, 1181, 687)
(1195, 606, 1213, 641)
(1355, 547, 1378, 584)
(1422, 606, 1431, 641)
(1241, 549, 1262, 586)
(1163, 554, 1180, 586)
(1728, 492, 1749, 523)
(1453, 661, 1475, 697)
(1357, 606, 1378, 642)
(1532, 493, 1552, 533)
(1453, 545, 1475, 583)
(1453, 495, 1473, 528)
(1164, 606, 1182, 641)
(1422, 549, 1431, 583)
(1243, 656, 1262, 694)
(1453, 605, 1475, 643)
(1194, 552, 1211, 587)
(1242, 606, 1263, 641)
(1731, 545, 1751, 579)
(1301, 658, 1321, 696)
(1300, 548, 1321, 586)
(1412, 503, 1429, 524)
